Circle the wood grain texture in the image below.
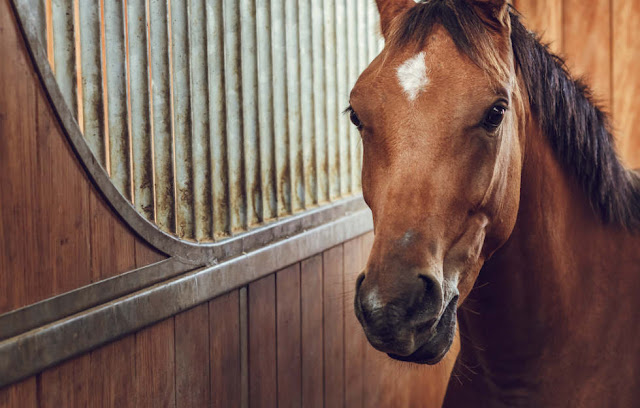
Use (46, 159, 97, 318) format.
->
(249, 275, 277, 408)
(276, 265, 302, 408)
(175, 304, 210, 408)
(0, 0, 167, 315)
(562, 0, 611, 105)
(323, 245, 345, 407)
(0, 378, 37, 408)
(88, 335, 136, 408)
(209, 291, 242, 408)
(613, 0, 640, 167)
(514, 0, 563, 54)
(134, 318, 176, 408)
(89, 191, 136, 281)
(343, 237, 365, 408)
(300, 255, 324, 408)
(38, 354, 91, 408)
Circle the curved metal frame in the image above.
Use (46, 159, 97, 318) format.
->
(10, 0, 369, 266)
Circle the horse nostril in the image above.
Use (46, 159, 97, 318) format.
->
(356, 272, 365, 292)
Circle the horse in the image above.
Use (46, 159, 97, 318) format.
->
(350, 0, 640, 406)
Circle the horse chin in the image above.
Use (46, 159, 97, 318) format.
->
(387, 298, 458, 365)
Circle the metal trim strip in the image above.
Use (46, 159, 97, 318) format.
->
(0, 208, 373, 388)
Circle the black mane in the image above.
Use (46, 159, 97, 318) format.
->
(394, 0, 640, 230)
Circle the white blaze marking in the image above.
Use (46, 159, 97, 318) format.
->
(365, 286, 384, 311)
(396, 52, 429, 101)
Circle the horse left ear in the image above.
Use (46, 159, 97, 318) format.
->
(470, 0, 511, 31)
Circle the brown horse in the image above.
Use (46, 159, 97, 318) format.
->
(351, 0, 640, 406)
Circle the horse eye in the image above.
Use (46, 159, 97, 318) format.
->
(483, 105, 506, 131)
(350, 109, 363, 130)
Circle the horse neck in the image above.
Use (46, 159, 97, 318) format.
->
(458, 118, 640, 397)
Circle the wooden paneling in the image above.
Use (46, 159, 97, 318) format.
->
(323, 245, 345, 407)
(300, 255, 324, 408)
(562, 0, 611, 104)
(276, 265, 302, 408)
(210, 290, 242, 408)
(248, 275, 277, 408)
(134, 318, 176, 408)
(613, 0, 640, 167)
(514, 0, 563, 53)
(0, 378, 37, 408)
(88, 335, 136, 408)
(344, 237, 366, 408)
(38, 354, 90, 408)
(175, 304, 210, 408)
(0, 0, 167, 314)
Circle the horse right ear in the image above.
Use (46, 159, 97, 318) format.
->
(376, 0, 416, 39)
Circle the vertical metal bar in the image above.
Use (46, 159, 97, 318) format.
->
(51, 0, 78, 118)
(299, 0, 316, 206)
(239, 287, 249, 408)
(149, 0, 176, 233)
(170, 0, 194, 239)
(336, 0, 349, 196)
(256, 0, 276, 221)
(78, 0, 106, 166)
(224, 0, 246, 232)
(285, 0, 303, 211)
(126, 0, 154, 221)
(104, 0, 131, 198)
(324, 0, 338, 200)
(35, 0, 47, 55)
(206, 0, 229, 238)
(347, 0, 359, 193)
(271, 0, 290, 216)
(312, 0, 328, 204)
(188, 0, 212, 241)
(240, 0, 262, 226)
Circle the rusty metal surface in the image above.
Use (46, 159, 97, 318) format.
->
(0, 258, 194, 342)
(78, 0, 106, 165)
(149, 0, 176, 233)
(12, 0, 381, 259)
(0, 206, 373, 388)
(126, 0, 154, 221)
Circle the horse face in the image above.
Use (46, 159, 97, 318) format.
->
(351, 0, 523, 364)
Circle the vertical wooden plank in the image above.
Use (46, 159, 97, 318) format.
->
(323, 245, 345, 407)
(276, 265, 302, 408)
(562, 0, 611, 105)
(176, 304, 211, 408)
(514, 0, 563, 54)
(89, 190, 136, 281)
(613, 0, 640, 168)
(36, 62, 92, 297)
(301, 255, 324, 408)
(38, 354, 90, 408)
(134, 318, 176, 408)
(210, 290, 242, 408)
(249, 275, 277, 408)
(134, 239, 167, 269)
(89, 335, 136, 408)
(0, 0, 39, 313)
(0, 378, 37, 408)
(344, 237, 365, 408)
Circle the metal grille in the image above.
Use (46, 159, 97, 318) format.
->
(33, 0, 382, 242)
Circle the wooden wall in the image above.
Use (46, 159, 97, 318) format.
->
(0, 0, 165, 315)
(0, 233, 455, 408)
(514, 0, 640, 168)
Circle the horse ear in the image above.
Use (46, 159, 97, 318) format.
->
(376, 0, 416, 38)
(469, 0, 511, 30)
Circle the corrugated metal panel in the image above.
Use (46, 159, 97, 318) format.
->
(38, 0, 381, 242)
